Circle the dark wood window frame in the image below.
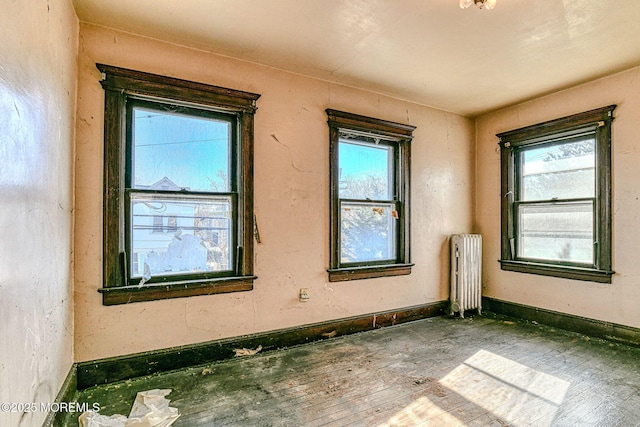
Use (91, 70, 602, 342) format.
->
(97, 64, 260, 305)
(497, 105, 616, 283)
(327, 109, 415, 282)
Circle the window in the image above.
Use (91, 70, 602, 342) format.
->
(98, 64, 260, 305)
(327, 109, 415, 282)
(167, 216, 178, 233)
(498, 105, 616, 283)
(152, 215, 164, 233)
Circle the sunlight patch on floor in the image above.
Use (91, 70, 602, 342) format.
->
(381, 349, 570, 426)
(439, 349, 570, 425)
(380, 396, 463, 427)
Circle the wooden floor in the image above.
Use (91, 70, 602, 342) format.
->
(66, 314, 640, 426)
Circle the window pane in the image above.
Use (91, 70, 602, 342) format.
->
(521, 137, 595, 201)
(339, 140, 393, 200)
(518, 202, 593, 264)
(341, 202, 397, 263)
(130, 194, 233, 279)
(132, 107, 231, 192)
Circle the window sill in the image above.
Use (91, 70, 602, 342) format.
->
(328, 263, 413, 282)
(499, 260, 613, 283)
(99, 276, 256, 305)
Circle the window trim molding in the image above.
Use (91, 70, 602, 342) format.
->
(497, 105, 616, 283)
(326, 109, 415, 282)
(97, 64, 260, 305)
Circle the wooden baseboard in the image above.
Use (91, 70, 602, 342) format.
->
(52, 297, 640, 407)
(76, 301, 448, 389)
(483, 296, 640, 347)
(41, 363, 78, 427)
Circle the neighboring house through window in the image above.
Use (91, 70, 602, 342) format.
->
(327, 109, 415, 282)
(98, 64, 260, 305)
(497, 105, 615, 283)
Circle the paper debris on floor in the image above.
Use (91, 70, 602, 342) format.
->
(78, 412, 127, 427)
(234, 344, 262, 357)
(79, 388, 180, 427)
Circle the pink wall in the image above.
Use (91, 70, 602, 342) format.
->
(0, 1, 78, 426)
(74, 24, 475, 361)
(476, 66, 640, 328)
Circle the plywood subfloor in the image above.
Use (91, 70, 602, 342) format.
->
(66, 314, 640, 426)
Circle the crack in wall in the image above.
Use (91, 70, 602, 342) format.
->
(270, 133, 313, 173)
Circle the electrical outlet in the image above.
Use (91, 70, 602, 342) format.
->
(299, 288, 310, 302)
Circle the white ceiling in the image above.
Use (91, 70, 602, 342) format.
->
(72, 0, 640, 117)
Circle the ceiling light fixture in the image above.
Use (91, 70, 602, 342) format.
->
(460, 0, 497, 10)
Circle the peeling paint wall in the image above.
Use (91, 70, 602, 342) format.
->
(74, 24, 475, 361)
(0, 1, 78, 426)
(476, 66, 640, 328)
